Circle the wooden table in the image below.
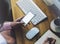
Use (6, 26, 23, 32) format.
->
(11, 0, 56, 44)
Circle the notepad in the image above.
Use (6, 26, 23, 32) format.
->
(35, 30, 60, 44)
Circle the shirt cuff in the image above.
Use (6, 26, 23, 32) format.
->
(0, 33, 7, 44)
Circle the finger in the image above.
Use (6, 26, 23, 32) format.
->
(15, 16, 24, 22)
(45, 38, 49, 42)
(1, 31, 15, 44)
(51, 39, 56, 44)
(10, 22, 25, 30)
(1, 22, 24, 31)
(10, 22, 24, 27)
(43, 39, 49, 44)
(1, 30, 11, 36)
(43, 38, 49, 43)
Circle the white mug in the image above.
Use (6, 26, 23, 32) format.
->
(50, 17, 60, 33)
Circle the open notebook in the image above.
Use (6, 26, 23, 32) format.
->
(35, 30, 60, 44)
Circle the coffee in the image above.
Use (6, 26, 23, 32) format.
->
(54, 18, 60, 26)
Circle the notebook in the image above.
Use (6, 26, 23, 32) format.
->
(35, 30, 60, 44)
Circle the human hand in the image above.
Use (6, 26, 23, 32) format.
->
(0, 17, 24, 44)
(43, 38, 56, 44)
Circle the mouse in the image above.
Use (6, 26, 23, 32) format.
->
(26, 27, 39, 40)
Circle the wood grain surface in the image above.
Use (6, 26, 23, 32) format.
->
(11, 0, 56, 44)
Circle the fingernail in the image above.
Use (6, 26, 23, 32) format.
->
(20, 20, 24, 24)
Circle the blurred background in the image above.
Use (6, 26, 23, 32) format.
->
(0, 0, 13, 24)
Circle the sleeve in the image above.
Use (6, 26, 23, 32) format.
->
(0, 33, 7, 44)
